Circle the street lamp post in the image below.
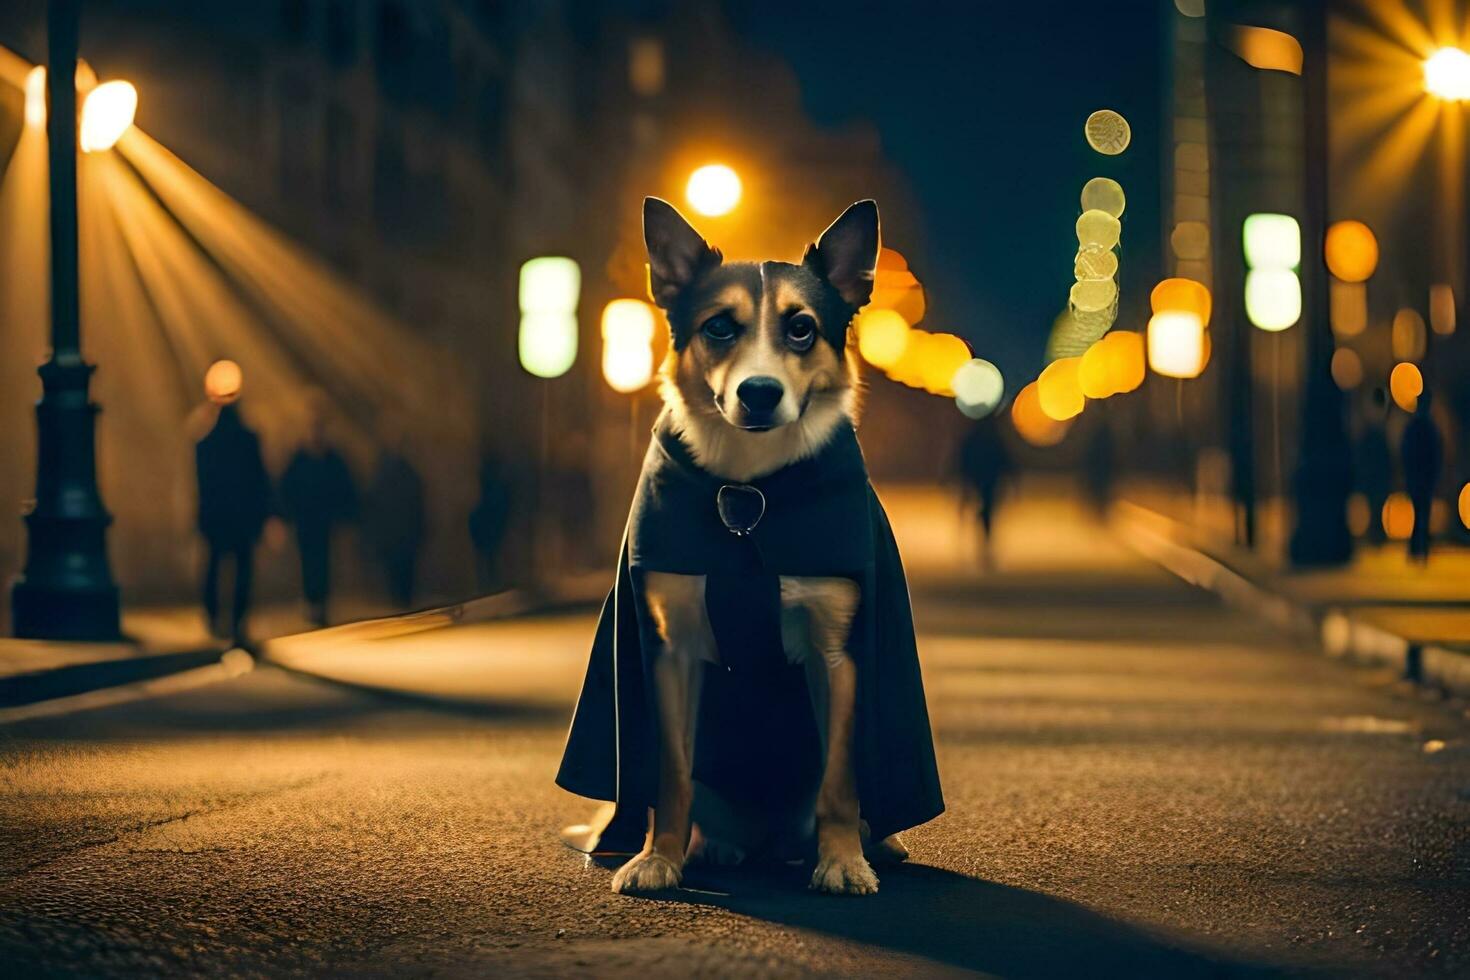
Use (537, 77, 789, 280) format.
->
(1287, 0, 1353, 566)
(10, 0, 121, 639)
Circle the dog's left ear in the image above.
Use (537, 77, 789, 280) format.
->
(804, 200, 880, 309)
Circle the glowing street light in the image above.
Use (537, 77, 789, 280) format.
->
(518, 256, 580, 379)
(685, 163, 741, 217)
(205, 359, 244, 404)
(601, 298, 657, 393)
(79, 79, 137, 152)
(24, 65, 45, 127)
(1148, 310, 1206, 379)
(1424, 47, 1470, 101)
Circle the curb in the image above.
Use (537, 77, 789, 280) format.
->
(1113, 501, 1470, 700)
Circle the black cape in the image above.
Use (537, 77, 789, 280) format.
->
(556, 414, 943, 845)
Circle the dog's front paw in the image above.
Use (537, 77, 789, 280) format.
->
(611, 850, 682, 894)
(809, 851, 878, 895)
(686, 825, 747, 868)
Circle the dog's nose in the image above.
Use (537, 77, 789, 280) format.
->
(736, 376, 785, 415)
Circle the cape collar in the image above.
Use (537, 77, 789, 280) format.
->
(651, 412, 867, 502)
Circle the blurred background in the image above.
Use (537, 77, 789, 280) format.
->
(0, 0, 1465, 637)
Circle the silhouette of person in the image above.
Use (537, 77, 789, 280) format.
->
(957, 415, 1012, 566)
(1083, 418, 1115, 515)
(280, 408, 358, 626)
(1354, 387, 1393, 544)
(364, 434, 426, 609)
(469, 455, 511, 592)
(1401, 390, 1442, 564)
(196, 399, 272, 645)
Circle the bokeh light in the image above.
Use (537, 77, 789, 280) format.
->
(1429, 285, 1456, 335)
(1037, 357, 1085, 421)
(1080, 177, 1126, 217)
(1424, 47, 1470, 101)
(871, 248, 927, 324)
(1459, 483, 1470, 530)
(1391, 308, 1426, 361)
(204, 359, 243, 404)
(1348, 493, 1371, 537)
(1069, 277, 1117, 313)
(1324, 220, 1378, 282)
(1245, 268, 1301, 331)
(1076, 209, 1122, 250)
(1330, 280, 1368, 337)
(1150, 277, 1212, 326)
(519, 257, 581, 379)
(953, 358, 1005, 419)
(855, 307, 912, 369)
(1231, 26, 1304, 75)
(1084, 109, 1131, 155)
(601, 299, 658, 393)
(1242, 213, 1301, 270)
(1074, 245, 1118, 281)
(23, 65, 45, 128)
(1382, 492, 1414, 540)
(1174, 0, 1205, 16)
(918, 332, 973, 395)
(79, 80, 138, 153)
(1389, 361, 1423, 411)
(1330, 348, 1363, 390)
(1148, 310, 1206, 379)
(1012, 382, 1071, 447)
(685, 163, 742, 217)
(1170, 222, 1210, 260)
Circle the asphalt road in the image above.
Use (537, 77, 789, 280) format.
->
(2, 492, 1467, 978)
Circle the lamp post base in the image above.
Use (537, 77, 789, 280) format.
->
(10, 357, 121, 642)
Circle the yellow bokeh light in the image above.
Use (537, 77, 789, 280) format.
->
(1231, 25, 1304, 75)
(79, 80, 138, 153)
(1069, 278, 1117, 313)
(1245, 268, 1301, 331)
(1330, 280, 1368, 337)
(1389, 361, 1423, 411)
(1170, 221, 1210, 260)
(1108, 331, 1146, 393)
(856, 308, 912, 369)
(953, 358, 1005, 419)
(603, 343, 654, 394)
(24, 65, 45, 128)
(1458, 483, 1470, 530)
(1348, 493, 1371, 537)
(1012, 382, 1071, 447)
(1429, 284, 1456, 335)
(1037, 357, 1085, 421)
(685, 163, 742, 217)
(1076, 209, 1122, 250)
(1084, 109, 1131, 155)
(1079, 340, 1115, 400)
(1324, 220, 1378, 282)
(1382, 492, 1414, 541)
(1391, 308, 1426, 361)
(1330, 347, 1363, 390)
(918, 332, 972, 395)
(601, 299, 657, 393)
(1150, 277, 1212, 326)
(1147, 311, 1206, 379)
(1074, 245, 1118, 281)
(1424, 47, 1470, 101)
(204, 359, 243, 404)
(872, 249, 926, 324)
(1080, 177, 1126, 217)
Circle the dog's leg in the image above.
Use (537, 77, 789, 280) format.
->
(611, 572, 711, 894)
(781, 576, 877, 896)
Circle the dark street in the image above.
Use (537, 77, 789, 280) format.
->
(4, 493, 1466, 978)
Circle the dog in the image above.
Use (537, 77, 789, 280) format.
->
(604, 197, 911, 896)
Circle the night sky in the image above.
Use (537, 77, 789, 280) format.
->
(728, 0, 1166, 384)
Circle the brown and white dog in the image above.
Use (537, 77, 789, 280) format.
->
(609, 197, 906, 897)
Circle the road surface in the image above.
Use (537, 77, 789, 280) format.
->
(2, 490, 1467, 977)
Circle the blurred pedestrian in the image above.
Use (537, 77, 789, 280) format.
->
(195, 366, 271, 645)
(364, 430, 426, 609)
(1083, 418, 1114, 516)
(956, 415, 1011, 567)
(1401, 391, 1442, 564)
(281, 407, 357, 626)
(469, 455, 511, 592)
(1354, 387, 1393, 544)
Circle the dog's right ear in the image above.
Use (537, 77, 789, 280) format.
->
(644, 197, 721, 309)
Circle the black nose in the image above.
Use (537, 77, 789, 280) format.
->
(736, 376, 784, 414)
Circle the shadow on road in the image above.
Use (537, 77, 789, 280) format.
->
(661, 862, 1283, 979)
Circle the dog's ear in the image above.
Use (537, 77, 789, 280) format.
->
(804, 200, 880, 309)
(644, 197, 721, 309)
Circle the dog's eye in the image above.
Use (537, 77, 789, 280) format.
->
(786, 314, 817, 352)
(701, 314, 738, 342)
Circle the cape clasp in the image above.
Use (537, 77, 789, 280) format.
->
(716, 484, 766, 537)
